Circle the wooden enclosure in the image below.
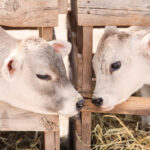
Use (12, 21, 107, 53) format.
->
(0, 0, 69, 150)
(0, 0, 68, 27)
(69, 0, 150, 150)
(0, 101, 60, 149)
(72, 0, 150, 26)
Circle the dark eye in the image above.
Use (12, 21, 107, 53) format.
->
(110, 61, 121, 73)
(36, 74, 51, 81)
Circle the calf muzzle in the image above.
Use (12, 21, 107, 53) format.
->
(92, 98, 103, 106)
(76, 100, 85, 110)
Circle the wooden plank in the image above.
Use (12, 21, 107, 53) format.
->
(44, 131, 55, 150)
(75, 0, 150, 26)
(0, 0, 58, 27)
(68, 30, 83, 91)
(82, 96, 150, 115)
(76, 26, 83, 54)
(68, 11, 78, 33)
(39, 27, 53, 41)
(81, 112, 91, 150)
(82, 27, 93, 93)
(59, 0, 68, 14)
(77, 54, 83, 92)
(0, 100, 59, 131)
(55, 131, 60, 150)
(75, 117, 82, 150)
(71, 0, 78, 25)
(39, 27, 43, 38)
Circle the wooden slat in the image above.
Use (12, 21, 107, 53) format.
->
(44, 131, 55, 150)
(69, 32, 79, 89)
(55, 131, 60, 150)
(75, 117, 82, 150)
(68, 30, 83, 91)
(39, 27, 53, 41)
(81, 112, 91, 150)
(0, 100, 59, 131)
(0, 0, 58, 27)
(77, 54, 83, 92)
(74, 0, 150, 26)
(82, 96, 150, 115)
(71, 0, 78, 27)
(59, 0, 68, 14)
(82, 27, 93, 93)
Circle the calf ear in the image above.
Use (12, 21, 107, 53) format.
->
(2, 56, 21, 81)
(48, 40, 72, 57)
(140, 33, 150, 55)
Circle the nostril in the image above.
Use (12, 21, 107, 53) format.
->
(76, 100, 85, 110)
(92, 98, 103, 106)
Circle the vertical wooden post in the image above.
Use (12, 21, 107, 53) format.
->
(75, 117, 82, 150)
(55, 131, 60, 150)
(81, 26, 93, 150)
(72, 26, 93, 150)
(44, 132, 55, 150)
(44, 125, 60, 150)
(82, 26, 93, 93)
(39, 27, 53, 41)
(81, 112, 91, 150)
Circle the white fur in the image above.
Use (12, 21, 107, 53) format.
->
(93, 26, 150, 111)
(48, 40, 72, 57)
(0, 27, 82, 117)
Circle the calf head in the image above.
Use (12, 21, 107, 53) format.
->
(92, 26, 150, 111)
(0, 27, 84, 117)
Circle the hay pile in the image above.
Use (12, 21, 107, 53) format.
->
(0, 132, 43, 150)
(91, 114, 150, 150)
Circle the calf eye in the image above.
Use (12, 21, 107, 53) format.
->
(36, 74, 51, 81)
(110, 61, 121, 72)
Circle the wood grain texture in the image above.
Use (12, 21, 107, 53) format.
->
(81, 112, 91, 150)
(0, 101, 59, 131)
(82, 96, 150, 115)
(68, 25, 83, 91)
(55, 131, 60, 150)
(39, 27, 53, 41)
(74, 0, 150, 26)
(75, 117, 82, 150)
(82, 27, 93, 93)
(59, 0, 68, 14)
(44, 132, 55, 150)
(0, 0, 58, 27)
(77, 54, 83, 92)
(69, 32, 79, 90)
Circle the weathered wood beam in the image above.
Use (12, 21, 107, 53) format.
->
(82, 96, 150, 115)
(82, 26, 93, 93)
(0, 0, 58, 27)
(0, 100, 59, 131)
(59, 0, 68, 14)
(74, 0, 150, 26)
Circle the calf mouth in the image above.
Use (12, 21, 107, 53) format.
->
(100, 105, 115, 111)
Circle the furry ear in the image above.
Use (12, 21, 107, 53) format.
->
(2, 56, 21, 81)
(139, 33, 150, 55)
(49, 40, 72, 57)
(105, 26, 118, 34)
